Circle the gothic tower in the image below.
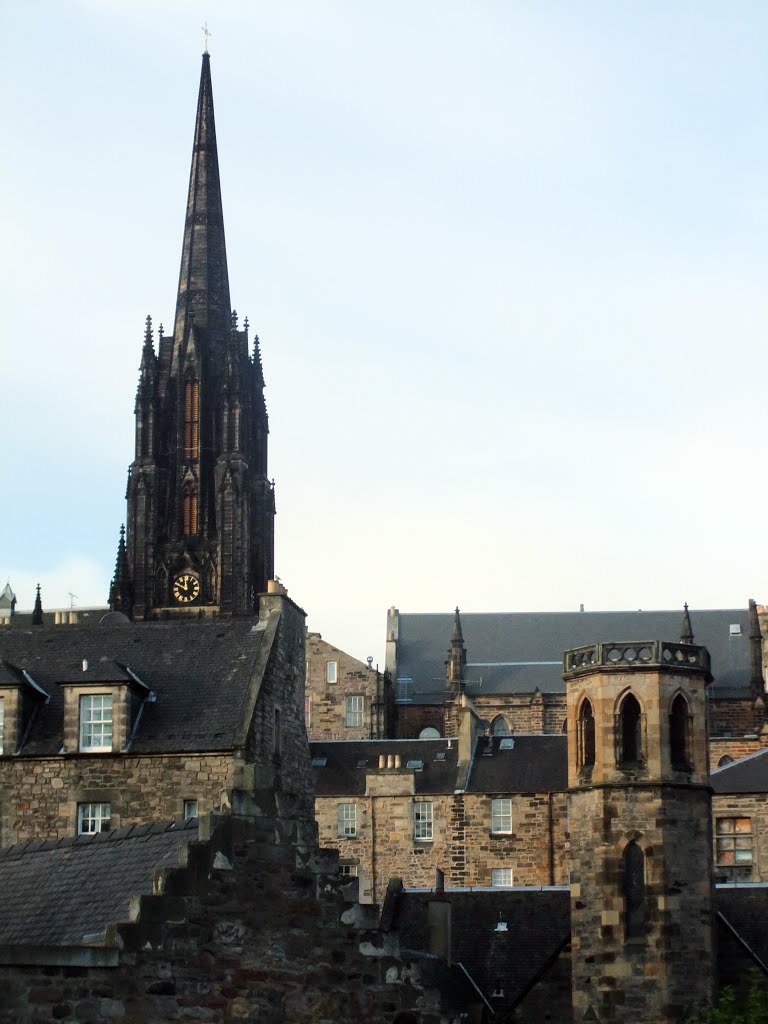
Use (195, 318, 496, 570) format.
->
(564, 628, 715, 1023)
(114, 53, 275, 619)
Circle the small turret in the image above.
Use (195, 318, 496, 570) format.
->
(32, 583, 43, 626)
(108, 525, 133, 618)
(680, 602, 694, 644)
(446, 607, 467, 691)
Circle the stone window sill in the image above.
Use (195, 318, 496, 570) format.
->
(489, 831, 513, 839)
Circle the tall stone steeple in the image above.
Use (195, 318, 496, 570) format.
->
(120, 53, 275, 620)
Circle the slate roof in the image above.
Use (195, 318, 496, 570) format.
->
(396, 888, 570, 1010)
(310, 740, 460, 795)
(711, 748, 768, 794)
(394, 608, 755, 702)
(310, 735, 569, 795)
(0, 819, 197, 950)
(0, 618, 271, 754)
(467, 735, 567, 793)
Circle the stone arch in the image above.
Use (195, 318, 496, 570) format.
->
(615, 689, 644, 766)
(622, 839, 646, 939)
(669, 690, 692, 770)
(491, 715, 511, 736)
(577, 695, 595, 769)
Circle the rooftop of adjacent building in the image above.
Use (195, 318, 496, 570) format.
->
(390, 606, 760, 701)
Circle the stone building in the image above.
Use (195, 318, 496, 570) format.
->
(564, 638, 715, 1023)
(312, 728, 568, 905)
(305, 632, 395, 740)
(0, 582, 314, 849)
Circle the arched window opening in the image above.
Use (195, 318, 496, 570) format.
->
(670, 694, 691, 770)
(491, 716, 511, 736)
(623, 841, 646, 939)
(184, 379, 200, 460)
(561, 718, 568, 734)
(183, 488, 198, 536)
(718, 755, 734, 768)
(578, 699, 595, 769)
(619, 693, 642, 765)
(419, 727, 441, 739)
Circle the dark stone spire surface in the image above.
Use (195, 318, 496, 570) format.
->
(122, 53, 275, 620)
(172, 52, 231, 369)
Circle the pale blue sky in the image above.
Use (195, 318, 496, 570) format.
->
(2, 1, 767, 662)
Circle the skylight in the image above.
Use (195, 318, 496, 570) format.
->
(406, 759, 424, 771)
(311, 756, 327, 767)
(499, 738, 515, 750)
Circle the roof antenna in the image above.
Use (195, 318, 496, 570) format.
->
(68, 592, 78, 610)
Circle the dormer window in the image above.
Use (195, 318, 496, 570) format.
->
(58, 659, 153, 755)
(79, 695, 113, 752)
(0, 660, 49, 756)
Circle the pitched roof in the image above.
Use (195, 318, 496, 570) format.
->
(310, 740, 460, 795)
(711, 748, 768, 794)
(0, 819, 197, 953)
(0, 616, 275, 754)
(394, 608, 754, 701)
(467, 735, 567, 793)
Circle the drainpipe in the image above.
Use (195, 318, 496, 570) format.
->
(548, 793, 555, 886)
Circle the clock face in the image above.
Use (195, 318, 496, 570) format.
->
(172, 573, 201, 604)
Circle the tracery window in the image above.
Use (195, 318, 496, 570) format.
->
(491, 716, 511, 736)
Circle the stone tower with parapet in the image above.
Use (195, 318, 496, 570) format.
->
(112, 52, 275, 621)
(564, 623, 715, 1023)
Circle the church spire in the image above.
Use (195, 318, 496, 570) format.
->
(173, 52, 231, 365)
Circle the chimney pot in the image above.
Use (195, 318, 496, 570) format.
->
(387, 754, 394, 769)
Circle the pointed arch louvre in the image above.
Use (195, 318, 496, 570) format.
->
(184, 379, 200, 460)
(183, 488, 198, 535)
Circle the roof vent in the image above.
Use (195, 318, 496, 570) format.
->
(730, 623, 742, 637)
(500, 738, 515, 750)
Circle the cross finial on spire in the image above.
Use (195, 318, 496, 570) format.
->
(202, 22, 212, 53)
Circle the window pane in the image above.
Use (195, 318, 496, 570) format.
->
(79, 695, 114, 751)
(326, 661, 338, 684)
(414, 802, 433, 841)
(492, 868, 512, 887)
(337, 803, 357, 837)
